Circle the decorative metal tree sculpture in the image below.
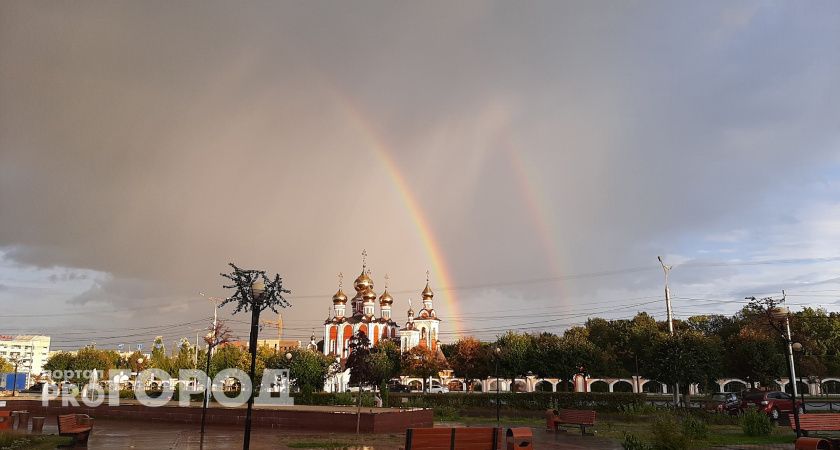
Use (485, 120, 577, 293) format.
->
(220, 263, 291, 450)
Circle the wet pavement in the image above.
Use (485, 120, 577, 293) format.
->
(33, 417, 624, 449)
(32, 416, 797, 449)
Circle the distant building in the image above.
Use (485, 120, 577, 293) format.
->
(224, 339, 301, 353)
(255, 339, 301, 354)
(323, 254, 443, 358)
(0, 335, 51, 387)
(398, 278, 441, 353)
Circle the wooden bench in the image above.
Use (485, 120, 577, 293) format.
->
(57, 414, 94, 447)
(791, 413, 840, 436)
(402, 427, 501, 450)
(545, 408, 596, 435)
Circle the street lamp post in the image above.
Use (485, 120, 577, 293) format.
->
(10, 357, 30, 397)
(201, 320, 232, 437)
(792, 343, 807, 414)
(243, 280, 266, 450)
(769, 306, 801, 437)
(746, 296, 802, 438)
(218, 264, 290, 450)
(494, 347, 501, 426)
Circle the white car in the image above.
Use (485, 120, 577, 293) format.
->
(428, 382, 449, 394)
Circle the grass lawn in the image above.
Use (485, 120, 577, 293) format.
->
(450, 412, 798, 448)
(0, 431, 72, 449)
(282, 433, 404, 449)
(594, 416, 795, 446)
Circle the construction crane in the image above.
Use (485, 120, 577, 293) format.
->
(260, 313, 283, 342)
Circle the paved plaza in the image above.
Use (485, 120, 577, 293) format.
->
(26, 417, 799, 449)
(30, 417, 629, 449)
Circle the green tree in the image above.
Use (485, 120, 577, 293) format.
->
(210, 344, 249, 378)
(557, 330, 604, 391)
(495, 331, 533, 390)
(725, 332, 785, 388)
(170, 338, 196, 372)
(642, 332, 723, 403)
(287, 349, 332, 394)
(44, 351, 76, 377)
(370, 340, 401, 392)
(124, 351, 147, 374)
(150, 336, 172, 374)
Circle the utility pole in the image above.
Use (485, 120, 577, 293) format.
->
(658, 256, 679, 407)
(658, 256, 674, 335)
(261, 312, 283, 352)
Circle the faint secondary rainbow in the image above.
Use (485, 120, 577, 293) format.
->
(330, 92, 464, 338)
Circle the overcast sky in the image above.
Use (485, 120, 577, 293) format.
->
(1, 1, 839, 350)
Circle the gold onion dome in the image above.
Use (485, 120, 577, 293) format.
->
(379, 289, 393, 306)
(362, 288, 377, 303)
(422, 282, 434, 299)
(332, 288, 348, 304)
(354, 271, 373, 292)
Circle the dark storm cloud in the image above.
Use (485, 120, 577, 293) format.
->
(1, 1, 839, 344)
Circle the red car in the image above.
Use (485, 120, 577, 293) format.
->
(740, 390, 804, 420)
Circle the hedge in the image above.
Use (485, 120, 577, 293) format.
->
(384, 392, 647, 412)
(108, 390, 646, 412)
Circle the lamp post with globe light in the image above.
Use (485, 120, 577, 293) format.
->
(219, 263, 290, 450)
(747, 293, 802, 437)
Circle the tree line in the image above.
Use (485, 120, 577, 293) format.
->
(39, 304, 840, 395)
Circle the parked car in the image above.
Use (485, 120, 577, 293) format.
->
(705, 392, 740, 414)
(428, 381, 449, 394)
(740, 390, 803, 420)
(21, 382, 57, 394)
(386, 381, 410, 393)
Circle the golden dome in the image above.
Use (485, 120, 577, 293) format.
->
(379, 289, 393, 306)
(362, 288, 377, 303)
(332, 288, 348, 304)
(354, 271, 373, 292)
(422, 282, 434, 299)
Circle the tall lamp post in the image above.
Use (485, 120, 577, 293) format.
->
(494, 347, 501, 426)
(201, 320, 232, 436)
(219, 263, 291, 450)
(748, 294, 801, 437)
(9, 357, 30, 397)
(792, 343, 807, 414)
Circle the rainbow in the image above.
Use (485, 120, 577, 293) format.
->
(329, 92, 464, 338)
(506, 148, 565, 278)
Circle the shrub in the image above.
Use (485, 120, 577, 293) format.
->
(681, 415, 708, 440)
(385, 392, 647, 412)
(333, 392, 354, 406)
(620, 402, 660, 416)
(650, 413, 689, 450)
(433, 405, 460, 421)
(622, 432, 652, 450)
(740, 409, 773, 436)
